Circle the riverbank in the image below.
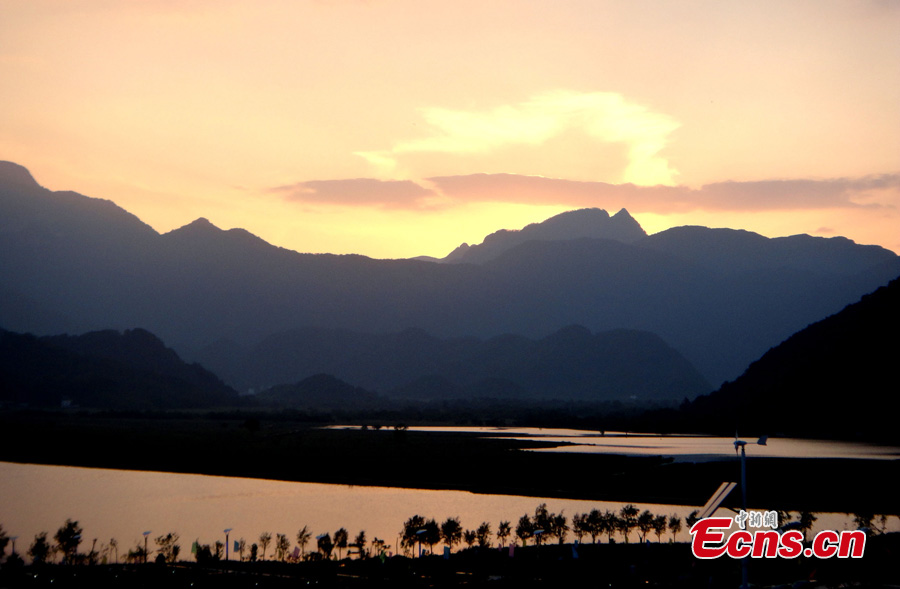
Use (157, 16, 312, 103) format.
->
(1, 410, 897, 514)
(3, 537, 899, 588)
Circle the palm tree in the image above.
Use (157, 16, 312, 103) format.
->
(275, 533, 291, 561)
(353, 530, 367, 559)
(296, 526, 311, 558)
(441, 517, 462, 552)
(497, 521, 511, 547)
(258, 532, 271, 560)
(333, 528, 349, 560)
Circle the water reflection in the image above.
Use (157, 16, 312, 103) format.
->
(2, 461, 895, 563)
(328, 426, 900, 461)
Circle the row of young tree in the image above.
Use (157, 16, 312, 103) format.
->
(1, 509, 892, 566)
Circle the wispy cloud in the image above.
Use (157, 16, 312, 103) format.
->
(272, 173, 900, 214)
(270, 178, 438, 209)
(356, 90, 682, 186)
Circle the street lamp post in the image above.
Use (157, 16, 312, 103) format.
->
(142, 531, 151, 564)
(224, 528, 233, 561)
(735, 435, 767, 589)
(416, 529, 426, 558)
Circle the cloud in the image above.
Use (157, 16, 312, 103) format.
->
(271, 172, 900, 215)
(270, 178, 438, 209)
(428, 173, 900, 213)
(356, 90, 681, 186)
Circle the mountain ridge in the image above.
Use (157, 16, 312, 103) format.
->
(2, 160, 898, 387)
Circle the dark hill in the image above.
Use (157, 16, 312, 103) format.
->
(683, 276, 900, 441)
(0, 327, 237, 409)
(196, 324, 712, 403)
(257, 373, 386, 410)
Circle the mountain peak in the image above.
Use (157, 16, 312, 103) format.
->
(444, 207, 647, 264)
(0, 161, 41, 191)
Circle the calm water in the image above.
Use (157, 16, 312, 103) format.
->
(0, 461, 691, 561)
(3, 458, 895, 564)
(328, 426, 900, 462)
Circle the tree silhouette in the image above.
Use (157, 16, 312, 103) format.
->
(652, 515, 667, 542)
(400, 515, 426, 556)
(667, 514, 683, 542)
(258, 532, 271, 560)
(154, 533, 180, 563)
(515, 515, 533, 547)
(275, 533, 291, 561)
(571, 513, 587, 543)
(586, 509, 602, 543)
(853, 512, 874, 532)
(238, 538, 246, 561)
(353, 530, 367, 559)
(637, 510, 654, 543)
(316, 532, 333, 560)
(333, 528, 348, 560)
(54, 519, 83, 564)
(296, 526, 311, 558)
(0, 524, 8, 559)
(685, 510, 700, 529)
(551, 513, 568, 544)
(371, 537, 385, 559)
(532, 504, 552, 544)
(109, 538, 119, 564)
(476, 522, 492, 548)
(463, 529, 476, 549)
(128, 542, 149, 564)
(601, 510, 618, 543)
(619, 505, 638, 543)
(421, 519, 440, 554)
(497, 521, 511, 547)
(796, 511, 817, 543)
(28, 532, 51, 565)
(440, 517, 462, 552)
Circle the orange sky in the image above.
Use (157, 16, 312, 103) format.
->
(2, 1, 899, 257)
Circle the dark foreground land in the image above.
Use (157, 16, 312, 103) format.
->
(1, 411, 898, 515)
(3, 537, 900, 589)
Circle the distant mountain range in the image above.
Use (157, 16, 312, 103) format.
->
(0, 327, 236, 409)
(2, 159, 899, 395)
(196, 324, 711, 402)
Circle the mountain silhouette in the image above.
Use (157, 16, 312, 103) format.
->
(194, 324, 711, 402)
(0, 327, 237, 409)
(683, 276, 900, 441)
(440, 207, 647, 264)
(2, 160, 898, 388)
(257, 373, 386, 410)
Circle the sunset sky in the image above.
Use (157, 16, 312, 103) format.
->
(2, 1, 899, 258)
